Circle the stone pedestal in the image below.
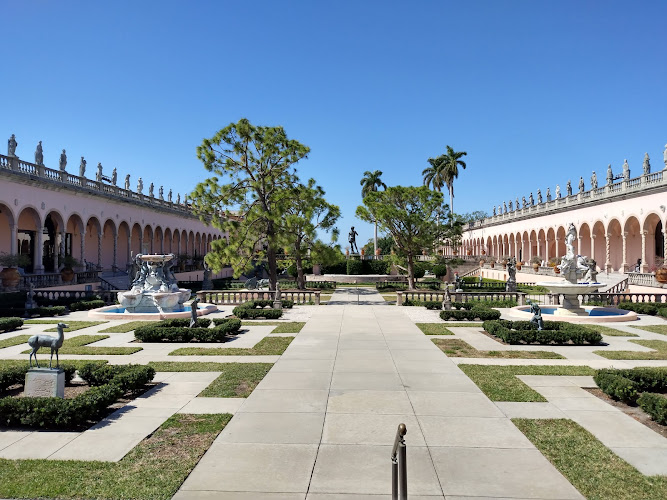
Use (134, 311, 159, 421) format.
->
(273, 300, 283, 310)
(25, 368, 65, 398)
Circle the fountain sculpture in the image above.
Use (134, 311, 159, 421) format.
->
(117, 254, 191, 313)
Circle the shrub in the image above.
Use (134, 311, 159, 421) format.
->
(432, 264, 447, 278)
(637, 393, 667, 425)
(0, 317, 23, 332)
(483, 320, 602, 345)
(321, 261, 347, 274)
(78, 363, 155, 394)
(159, 318, 212, 328)
(68, 300, 105, 311)
(594, 367, 667, 404)
(346, 259, 364, 275)
(403, 299, 441, 309)
(27, 306, 67, 317)
(210, 318, 242, 334)
(1, 363, 76, 393)
(367, 259, 390, 275)
(659, 308, 667, 319)
(135, 326, 225, 342)
(440, 308, 501, 321)
(232, 300, 284, 319)
(617, 301, 660, 315)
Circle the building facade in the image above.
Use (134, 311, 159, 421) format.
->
(458, 149, 667, 274)
(0, 149, 225, 276)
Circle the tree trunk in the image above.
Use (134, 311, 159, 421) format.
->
(266, 221, 278, 290)
(449, 187, 454, 227)
(407, 254, 415, 290)
(374, 220, 378, 256)
(295, 249, 306, 290)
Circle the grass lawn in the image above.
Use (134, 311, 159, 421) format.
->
(241, 321, 305, 333)
(514, 418, 667, 500)
(458, 364, 595, 402)
(99, 321, 160, 333)
(417, 324, 455, 335)
(591, 325, 639, 337)
(0, 413, 230, 500)
(594, 339, 667, 360)
(198, 363, 274, 397)
(169, 337, 293, 356)
(0, 334, 30, 349)
(635, 324, 667, 336)
(24, 320, 107, 332)
(23, 335, 142, 355)
(433, 338, 563, 359)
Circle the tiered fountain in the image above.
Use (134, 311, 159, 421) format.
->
(511, 223, 636, 322)
(89, 254, 217, 319)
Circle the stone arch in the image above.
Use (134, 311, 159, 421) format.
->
(520, 231, 529, 263)
(485, 236, 492, 256)
(606, 219, 623, 272)
(154, 226, 164, 254)
(591, 221, 606, 271)
(131, 223, 142, 256)
(556, 226, 566, 258)
(164, 228, 172, 254)
(85, 216, 102, 268)
(143, 225, 153, 254)
(181, 230, 188, 256)
(508, 233, 515, 259)
(188, 231, 195, 255)
(0, 202, 16, 259)
(537, 229, 546, 262)
(43, 210, 66, 273)
(642, 212, 664, 272)
(623, 216, 641, 272)
(66, 213, 85, 270)
(117, 221, 131, 270)
(102, 219, 117, 269)
(546, 227, 556, 264)
(17, 206, 42, 273)
(579, 223, 591, 260)
(529, 230, 538, 262)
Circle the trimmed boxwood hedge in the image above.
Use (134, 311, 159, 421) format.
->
(27, 306, 67, 317)
(233, 300, 284, 319)
(0, 363, 77, 393)
(134, 317, 242, 342)
(0, 317, 23, 332)
(637, 392, 667, 425)
(483, 319, 602, 345)
(617, 301, 667, 317)
(160, 318, 212, 328)
(0, 363, 155, 429)
(78, 363, 156, 394)
(594, 367, 667, 404)
(68, 300, 105, 311)
(440, 307, 501, 321)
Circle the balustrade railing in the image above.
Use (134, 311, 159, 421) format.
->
(197, 289, 321, 305)
(33, 289, 118, 305)
(628, 272, 663, 288)
(553, 292, 667, 306)
(396, 290, 526, 305)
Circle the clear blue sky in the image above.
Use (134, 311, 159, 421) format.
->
(3, 1, 666, 248)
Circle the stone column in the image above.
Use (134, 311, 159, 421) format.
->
(57, 231, 66, 270)
(113, 233, 118, 270)
(139, 235, 144, 254)
(577, 236, 582, 256)
(590, 234, 596, 269)
(34, 230, 44, 274)
(664, 230, 667, 265)
(605, 234, 612, 273)
(514, 240, 519, 260)
(545, 237, 549, 263)
(160, 234, 164, 254)
(80, 228, 86, 270)
(126, 235, 131, 267)
(97, 232, 103, 268)
(640, 231, 647, 273)
(9, 224, 17, 255)
(621, 232, 628, 272)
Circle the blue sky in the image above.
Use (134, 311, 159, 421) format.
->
(3, 1, 666, 248)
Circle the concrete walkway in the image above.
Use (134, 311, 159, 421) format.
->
(176, 291, 584, 499)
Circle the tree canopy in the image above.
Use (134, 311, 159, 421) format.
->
(191, 118, 310, 288)
(356, 186, 446, 289)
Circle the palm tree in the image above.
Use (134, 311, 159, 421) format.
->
(422, 156, 446, 193)
(441, 146, 467, 225)
(360, 170, 387, 255)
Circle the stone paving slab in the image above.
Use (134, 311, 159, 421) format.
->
(178, 397, 245, 414)
(495, 402, 568, 419)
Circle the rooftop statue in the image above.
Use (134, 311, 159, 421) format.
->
(522, 196, 527, 208)
(578, 176, 585, 193)
(529, 193, 534, 206)
(7, 134, 17, 156)
(96, 163, 103, 182)
(168, 189, 172, 202)
(606, 164, 613, 185)
(112, 167, 117, 185)
(515, 197, 519, 209)
(622, 159, 630, 180)
(537, 189, 542, 204)
(59, 149, 67, 171)
(643, 153, 650, 175)
(79, 157, 86, 178)
(503, 201, 507, 213)
(149, 183, 154, 198)
(125, 174, 130, 190)
(555, 185, 561, 198)
(508, 200, 513, 211)
(137, 177, 143, 194)
(591, 171, 597, 189)
(566, 180, 572, 196)
(492, 206, 496, 216)
(177, 193, 181, 204)
(34, 141, 43, 165)
(664, 144, 667, 169)
(546, 187, 551, 201)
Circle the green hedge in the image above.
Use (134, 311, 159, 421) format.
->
(27, 306, 68, 317)
(403, 299, 442, 309)
(0, 363, 154, 429)
(617, 301, 667, 316)
(78, 364, 155, 394)
(441, 307, 501, 321)
(346, 259, 364, 275)
(594, 367, 667, 404)
(159, 318, 212, 328)
(232, 300, 284, 319)
(483, 319, 602, 345)
(0, 363, 76, 393)
(432, 264, 447, 278)
(68, 300, 105, 311)
(637, 393, 667, 425)
(134, 323, 239, 342)
(0, 317, 23, 332)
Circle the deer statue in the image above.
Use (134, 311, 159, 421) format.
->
(28, 322, 67, 369)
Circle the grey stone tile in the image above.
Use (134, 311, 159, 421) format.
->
(180, 443, 318, 493)
(393, 359, 460, 374)
(0, 431, 79, 459)
(429, 447, 583, 499)
(408, 391, 505, 417)
(418, 416, 534, 448)
(548, 397, 621, 412)
(309, 444, 441, 496)
(567, 411, 667, 448)
(334, 358, 397, 373)
(399, 372, 481, 393)
(337, 340, 388, 350)
(495, 402, 568, 419)
(174, 492, 305, 500)
(327, 390, 413, 414)
(322, 413, 425, 446)
(0, 430, 30, 451)
(272, 359, 336, 373)
(518, 375, 577, 387)
(256, 371, 332, 391)
(307, 495, 444, 499)
(535, 386, 597, 398)
(240, 389, 329, 413)
(331, 371, 404, 391)
(220, 412, 324, 444)
(610, 447, 667, 476)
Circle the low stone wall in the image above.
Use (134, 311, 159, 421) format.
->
(396, 291, 527, 306)
(197, 289, 320, 305)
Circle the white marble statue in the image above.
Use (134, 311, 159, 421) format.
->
(168, 189, 172, 202)
(606, 164, 613, 185)
(124, 174, 130, 190)
(59, 149, 67, 171)
(622, 159, 630, 180)
(79, 157, 86, 177)
(138, 177, 143, 194)
(149, 183, 154, 198)
(7, 134, 17, 156)
(664, 144, 667, 170)
(555, 185, 561, 198)
(34, 141, 43, 165)
(591, 171, 597, 189)
(159, 186, 164, 200)
(96, 163, 103, 182)
(112, 167, 117, 185)
(643, 153, 650, 175)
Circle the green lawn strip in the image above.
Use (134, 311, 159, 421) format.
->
(635, 324, 667, 336)
(458, 364, 595, 402)
(0, 413, 231, 500)
(24, 320, 107, 332)
(594, 339, 667, 360)
(169, 337, 294, 356)
(513, 418, 667, 500)
(433, 338, 563, 359)
(22, 335, 142, 355)
(241, 321, 305, 334)
(99, 321, 161, 333)
(198, 363, 274, 397)
(417, 324, 454, 335)
(0, 359, 107, 370)
(0, 335, 31, 349)
(592, 325, 639, 337)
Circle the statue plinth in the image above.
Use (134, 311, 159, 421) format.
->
(25, 368, 65, 398)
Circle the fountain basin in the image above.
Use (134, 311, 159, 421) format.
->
(88, 302, 218, 320)
(509, 305, 637, 323)
(536, 282, 605, 295)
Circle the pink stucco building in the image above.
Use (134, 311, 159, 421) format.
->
(0, 151, 225, 279)
(456, 151, 667, 277)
